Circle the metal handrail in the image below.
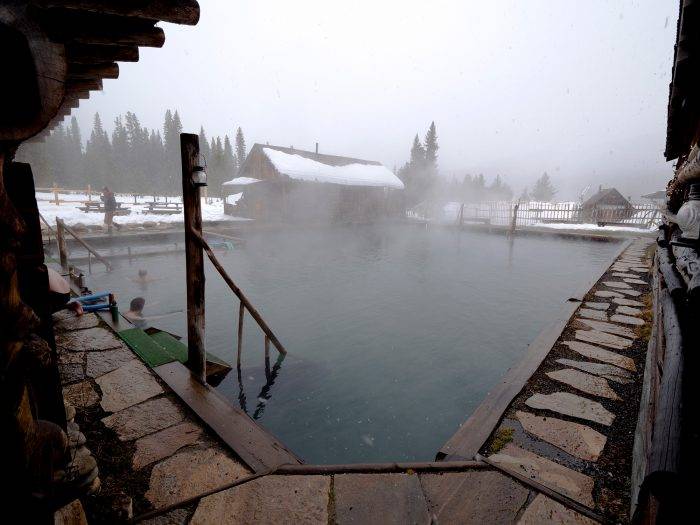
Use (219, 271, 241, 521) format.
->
(192, 230, 287, 369)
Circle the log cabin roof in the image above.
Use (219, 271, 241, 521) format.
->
(582, 187, 632, 209)
(665, 0, 700, 161)
(0, 1, 200, 142)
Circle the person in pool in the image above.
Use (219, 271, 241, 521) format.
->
(130, 269, 159, 285)
(123, 297, 181, 328)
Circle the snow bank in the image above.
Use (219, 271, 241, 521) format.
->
(223, 177, 260, 186)
(531, 222, 656, 233)
(262, 147, 404, 189)
(37, 192, 248, 227)
(225, 192, 242, 205)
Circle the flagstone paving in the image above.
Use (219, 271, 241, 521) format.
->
(561, 341, 636, 371)
(525, 392, 615, 426)
(96, 358, 163, 413)
(515, 411, 606, 461)
(546, 368, 620, 401)
(610, 314, 645, 326)
(583, 301, 609, 310)
(476, 239, 652, 522)
(574, 329, 632, 350)
(488, 444, 595, 506)
(616, 305, 642, 316)
(556, 358, 633, 383)
(578, 308, 608, 321)
(576, 318, 635, 338)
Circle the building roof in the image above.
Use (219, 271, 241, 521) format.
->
(250, 144, 404, 189)
(665, 0, 700, 160)
(582, 187, 632, 208)
(641, 190, 667, 200)
(223, 177, 261, 186)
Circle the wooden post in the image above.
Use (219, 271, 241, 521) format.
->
(53, 182, 59, 205)
(56, 218, 68, 269)
(509, 202, 519, 237)
(264, 335, 271, 380)
(237, 302, 244, 368)
(181, 133, 206, 383)
(87, 183, 91, 201)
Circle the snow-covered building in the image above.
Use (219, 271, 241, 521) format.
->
(223, 144, 404, 221)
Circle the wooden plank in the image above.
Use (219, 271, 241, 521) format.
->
(31, 0, 201, 25)
(153, 361, 303, 472)
(180, 133, 206, 382)
(438, 239, 633, 460)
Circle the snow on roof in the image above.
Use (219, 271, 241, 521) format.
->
(262, 147, 404, 190)
(225, 192, 243, 205)
(223, 177, 260, 186)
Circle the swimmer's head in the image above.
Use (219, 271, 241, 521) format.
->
(138, 269, 147, 278)
(130, 297, 145, 313)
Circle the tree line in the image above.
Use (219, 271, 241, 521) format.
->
(396, 121, 557, 205)
(17, 110, 247, 196)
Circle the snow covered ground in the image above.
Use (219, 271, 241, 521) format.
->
(36, 191, 248, 227)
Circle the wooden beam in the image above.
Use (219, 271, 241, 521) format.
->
(180, 133, 206, 383)
(65, 43, 139, 63)
(67, 62, 119, 80)
(34, 8, 166, 47)
(31, 0, 200, 26)
(66, 79, 103, 92)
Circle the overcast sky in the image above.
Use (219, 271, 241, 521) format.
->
(69, 0, 679, 199)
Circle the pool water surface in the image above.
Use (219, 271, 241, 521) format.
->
(89, 225, 621, 463)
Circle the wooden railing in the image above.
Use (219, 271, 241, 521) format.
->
(55, 217, 112, 271)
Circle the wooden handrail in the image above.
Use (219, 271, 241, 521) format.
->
(192, 230, 287, 356)
(56, 218, 112, 270)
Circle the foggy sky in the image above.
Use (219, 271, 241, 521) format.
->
(69, 0, 679, 200)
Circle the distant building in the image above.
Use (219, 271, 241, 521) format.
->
(222, 144, 404, 221)
(580, 187, 634, 224)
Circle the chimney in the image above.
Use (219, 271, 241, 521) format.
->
(315, 142, 319, 154)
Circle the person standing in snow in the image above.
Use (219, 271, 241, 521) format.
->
(101, 186, 120, 234)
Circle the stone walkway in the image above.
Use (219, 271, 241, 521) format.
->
(480, 239, 653, 522)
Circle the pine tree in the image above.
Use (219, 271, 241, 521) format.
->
(519, 187, 531, 202)
(409, 134, 425, 168)
(235, 127, 247, 168)
(424, 121, 438, 172)
(223, 134, 236, 177)
(85, 112, 113, 190)
(531, 172, 557, 202)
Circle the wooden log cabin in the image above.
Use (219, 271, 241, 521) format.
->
(630, 0, 700, 522)
(223, 144, 405, 222)
(0, 1, 199, 519)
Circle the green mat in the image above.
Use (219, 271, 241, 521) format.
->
(118, 327, 230, 370)
(118, 328, 180, 368)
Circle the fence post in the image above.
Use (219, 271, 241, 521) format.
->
(509, 202, 519, 237)
(87, 184, 91, 202)
(53, 182, 59, 205)
(55, 218, 68, 269)
(181, 133, 206, 383)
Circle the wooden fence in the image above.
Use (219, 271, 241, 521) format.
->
(412, 201, 661, 229)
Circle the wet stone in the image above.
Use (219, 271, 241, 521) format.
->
(146, 447, 250, 508)
(86, 347, 136, 378)
(562, 341, 636, 371)
(191, 475, 329, 525)
(63, 380, 100, 408)
(556, 358, 632, 384)
(595, 290, 624, 299)
(611, 314, 645, 326)
(525, 391, 615, 426)
(612, 272, 638, 279)
(583, 302, 609, 310)
(623, 278, 647, 285)
(546, 368, 620, 401)
(488, 444, 595, 506)
(616, 305, 642, 316)
(54, 313, 101, 332)
(576, 318, 635, 338)
(603, 281, 631, 289)
(59, 363, 85, 384)
(57, 327, 124, 352)
(575, 329, 632, 350)
(421, 470, 529, 524)
(96, 359, 163, 413)
(334, 473, 429, 525)
(102, 396, 184, 441)
(607, 286, 642, 297)
(140, 508, 190, 525)
(518, 494, 597, 524)
(133, 421, 203, 469)
(54, 499, 88, 525)
(612, 297, 645, 307)
(515, 411, 607, 461)
(578, 308, 607, 321)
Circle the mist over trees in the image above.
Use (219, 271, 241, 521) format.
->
(529, 172, 557, 202)
(17, 110, 246, 196)
(398, 122, 439, 205)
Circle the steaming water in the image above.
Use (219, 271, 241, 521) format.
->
(88, 225, 621, 463)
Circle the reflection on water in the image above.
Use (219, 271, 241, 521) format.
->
(90, 225, 622, 464)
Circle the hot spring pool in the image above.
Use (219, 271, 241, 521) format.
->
(87, 225, 622, 463)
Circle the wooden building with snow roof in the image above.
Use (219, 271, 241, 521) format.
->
(223, 144, 404, 222)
